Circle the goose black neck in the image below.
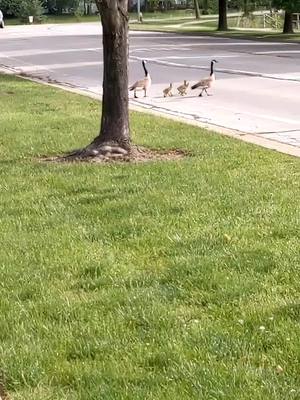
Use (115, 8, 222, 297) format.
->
(142, 61, 148, 77)
(210, 61, 214, 76)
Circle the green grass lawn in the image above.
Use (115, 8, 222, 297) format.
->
(0, 74, 300, 400)
(4, 11, 300, 42)
(130, 15, 300, 42)
(130, 9, 195, 20)
(3, 10, 190, 26)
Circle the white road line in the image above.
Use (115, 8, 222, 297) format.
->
(132, 38, 298, 48)
(15, 61, 103, 72)
(130, 55, 300, 82)
(131, 47, 192, 53)
(153, 55, 244, 59)
(268, 72, 300, 79)
(130, 35, 298, 45)
(1, 44, 296, 59)
(0, 48, 102, 58)
(130, 42, 298, 48)
(254, 50, 300, 54)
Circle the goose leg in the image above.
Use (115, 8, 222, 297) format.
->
(134, 90, 138, 99)
(144, 89, 147, 97)
(199, 89, 204, 97)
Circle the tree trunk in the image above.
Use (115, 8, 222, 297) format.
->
(194, 0, 200, 19)
(144, 0, 149, 12)
(243, 0, 249, 17)
(283, 11, 294, 34)
(80, 0, 131, 157)
(203, 0, 209, 15)
(218, 0, 228, 31)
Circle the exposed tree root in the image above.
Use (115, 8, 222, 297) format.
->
(64, 141, 131, 160)
(41, 142, 188, 164)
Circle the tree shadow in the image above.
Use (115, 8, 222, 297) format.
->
(273, 303, 300, 321)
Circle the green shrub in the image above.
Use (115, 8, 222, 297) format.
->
(17, 0, 44, 21)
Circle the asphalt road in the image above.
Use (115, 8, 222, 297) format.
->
(1, 23, 300, 148)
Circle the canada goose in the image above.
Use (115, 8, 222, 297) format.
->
(129, 60, 151, 98)
(191, 59, 218, 97)
(163, 83, 173, 97)
(177, 80, 189, 96)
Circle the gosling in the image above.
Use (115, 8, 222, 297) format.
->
(163, 83, 173, 97)
(177, 80, 189, 96)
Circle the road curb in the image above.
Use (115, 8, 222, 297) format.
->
(1, 67, 299, 158)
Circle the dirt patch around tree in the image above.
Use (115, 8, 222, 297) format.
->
(41, 146, 189, 164)
(0, 373, 9, 400)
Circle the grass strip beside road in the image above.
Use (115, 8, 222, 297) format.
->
(4, 11, 300, 42)
(3, 10, 193, 25)
(129, 16, 300, 43)
(0, 74, 300, 400)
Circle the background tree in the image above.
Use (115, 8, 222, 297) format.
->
(218, 0, 228, 30)
(202, 0, 209, 14)
(0, 0, 44, 19)
(283, 10, 293, 33)
(18, 0, 44, 20)
(242, 0, 250, 16)
(272, 0, 300, 33)
(43, 0, 80, 14)
(0, 0, 21, 15)
(194, 0, 201, 19)
(83, 0, 95, 15)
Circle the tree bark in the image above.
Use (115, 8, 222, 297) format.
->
(243, 0, 249, 17)
(218, 0, 228, 31)
(144, 0, 148, 12)
(283, 11, 294, 34)
(202, 0, 209, 15)
(83, 0, 131, 156)
(194, 0, 201, 20)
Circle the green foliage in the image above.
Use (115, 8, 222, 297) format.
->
(74, 4, 84, 18)
(17, 0, 44, 19)
(227, 0, 271, 13)
(43, 0, 81, 14)
(0, 0, 45, 17)
(0, 0, 21, 15)
(272, 0, 300, 12)
(207, 0, 218, 13)
(0, 0, 83, 17)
